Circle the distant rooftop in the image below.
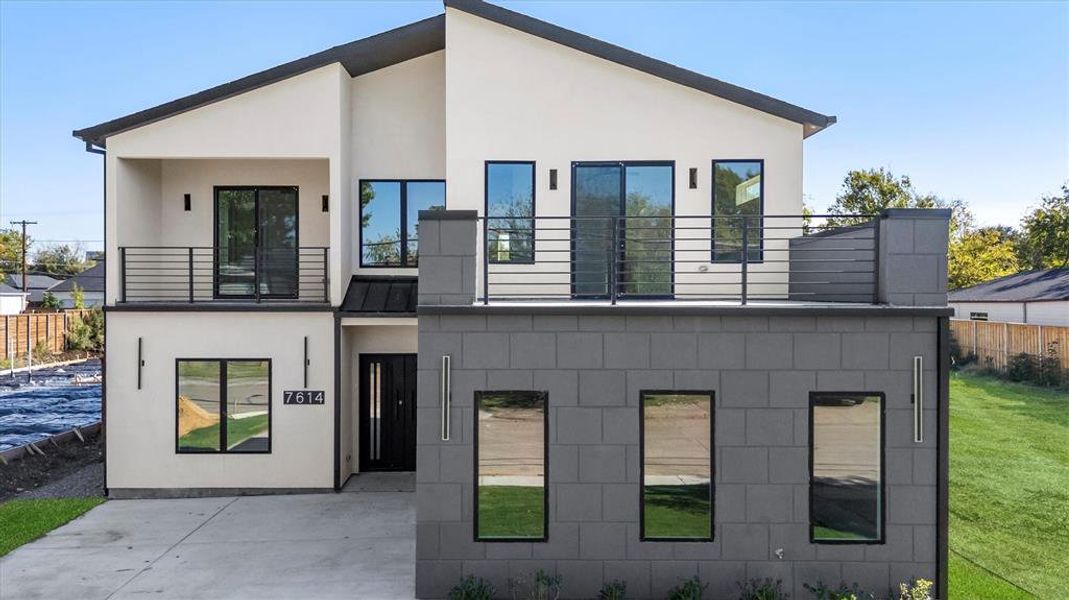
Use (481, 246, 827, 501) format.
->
(49, 262, 105, 294)
(949, 267, 1069, 303)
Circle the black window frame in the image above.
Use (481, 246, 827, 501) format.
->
(711, 159, 765, 264)
(358, 179, 446, 268)
(639, 389, 716, 542)
(472, 390, 549, 543)
(213, 185, 300, 300)
(175, 358, 272, 455)
(808, 390, 886, 545)
(485, 160, 536, 265)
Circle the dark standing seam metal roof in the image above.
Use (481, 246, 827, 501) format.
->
(340, 276, 418, 315)
(948, 268, 1069, 302)
(73, 1, 835, 147)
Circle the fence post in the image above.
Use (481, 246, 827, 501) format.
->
(3, 316, 8, 362)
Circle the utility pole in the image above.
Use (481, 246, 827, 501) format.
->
(9, 220, 36, 296)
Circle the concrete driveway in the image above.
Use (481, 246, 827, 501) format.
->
(0, 474, 415, 600)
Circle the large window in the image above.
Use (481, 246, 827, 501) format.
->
(641, 391, 714, 540)
(474, 391, 547, 541)
(360, 180, 445, 267)
(712, 160, 763, 263)
(215, 186, 298, 298)
(176, 359, 271, 453)
(810, 392, 884, 543)
(486, 161, 535, 264)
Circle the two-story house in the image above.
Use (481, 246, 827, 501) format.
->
(74, 1, 952, 598)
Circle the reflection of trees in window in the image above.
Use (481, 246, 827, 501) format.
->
(623, 193, 672, 296)
(361, 182, 402, 266)
(810, 392, 883, 543)
(713, 161, 763, 263)
(360, 180, 444, 267)
(641, 392, 713, 540)
(487, 163, 535, 264)
(474, 391, 547, 541)
(177, 359, 270, 454)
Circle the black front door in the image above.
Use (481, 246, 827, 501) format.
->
(359, 354, 417, 471)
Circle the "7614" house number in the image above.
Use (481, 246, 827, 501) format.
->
(283, 390, 325, 405)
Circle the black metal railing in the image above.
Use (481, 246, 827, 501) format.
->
(479, 214, 878, 304)
(118, 246, 329, 304)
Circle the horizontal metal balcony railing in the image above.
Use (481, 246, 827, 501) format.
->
(478, 214, 878, 304)
(118, 246, 329, 304)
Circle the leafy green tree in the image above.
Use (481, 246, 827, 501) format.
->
(67, 307, 104, 352)
(0, 228, 29, 277)
(824, 167, 972, 236)
(1016, 184, 1069, 269)
(32, 243, 92, 275)
(71, 282, 86, 309)
(39, 291, 62, 310)
(948, 227, 1021, 289)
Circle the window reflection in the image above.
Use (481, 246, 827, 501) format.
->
(475, 391, 547, 540)
(361, 180, 445, 267)
(641, 392, 713, 540)
(487, 162, 535, 264)
(176, 359, 271, 454)
(713, 161, 763, 263)
(226, 361, 270, 452)
(810, 393, 883, 542)
(177, 361, 222, 452)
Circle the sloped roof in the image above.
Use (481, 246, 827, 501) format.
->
(74, 1, 834, 147)
(0, 283, 27, 296)
(3, 273, 63, 292)
(949, 268, 1069, 302)
(340, 276, 418, 315)
(48, 261, 105, 293)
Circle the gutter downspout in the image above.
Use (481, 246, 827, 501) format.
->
(82, 139, 106, 495)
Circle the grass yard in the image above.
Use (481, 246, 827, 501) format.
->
(949, 372, 1069, 599)
(0, 497, 104, 556)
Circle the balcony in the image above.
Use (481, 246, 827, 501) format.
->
(118, 246, 330, 304)
(476, 214, 879, 305)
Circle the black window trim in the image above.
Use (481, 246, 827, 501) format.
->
(472, 390, 550, 543)
(808, 390, 886, 545)
(484, 160, 537, 265)
(175, 357, 273, 455)
(213, 185, 301, 300)
(639, 389, 716, 542)
(358, 179, 446, 268)
(711, 158, 765, 264)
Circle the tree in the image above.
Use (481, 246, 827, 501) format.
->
(1016, 184, 1069, 269)
(32, 243, 92, 276)
(67, 307, 104, 352)
(948, 227, 1021, 289)
(0, 228, 29, 276)
(824, 168, 972, 236)
(39, 291, 62, 310)
(71, 282, 86, 309)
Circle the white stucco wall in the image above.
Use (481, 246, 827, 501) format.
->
(444, 9, 808, 299)
(350, 51, 446, 276)
(950, 300, 1068, 326)
(105, 311, 336, 490)
(0, 294, 26, 315)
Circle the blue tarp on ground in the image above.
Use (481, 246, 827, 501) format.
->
(0, 359, 102, 450)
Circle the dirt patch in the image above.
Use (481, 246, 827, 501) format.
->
(0, 430, 103, 502)
(178, 395, 218, 437)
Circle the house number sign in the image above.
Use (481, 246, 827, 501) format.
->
(283, 390, 325, 405)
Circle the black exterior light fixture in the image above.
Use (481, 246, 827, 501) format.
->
(322, 195, 329, 212)
(549, 169, 558, 190)
(183, 194, 191, 211)
(689, 168, 698, 189)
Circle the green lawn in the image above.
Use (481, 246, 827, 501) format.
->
(0, 497, 104, 556)
(949, 372, 1069, 599)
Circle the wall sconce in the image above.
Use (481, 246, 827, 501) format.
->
(440, 355, 452, 441)
(549, 169, 558, 190)
(322, 195, 329, 212)
(137, 337, 144, 390)
(689, 168, 698, 189)
(183, 194, 191, 211)
(913, 355, 924, 443)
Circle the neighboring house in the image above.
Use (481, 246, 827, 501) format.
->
(949, 267, 1069, 326)
(46, 260, 105, 309)
(0, 283, 29, 315)
(1, 272, 63, 305)
(73, 1, 953, 598)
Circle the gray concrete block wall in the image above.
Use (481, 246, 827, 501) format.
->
(877, 209, 951, 307)
(415, 313, 940, 599)
(417, 210, 478, 306)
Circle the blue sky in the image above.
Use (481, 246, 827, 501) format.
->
(1, 1, 1066, 251)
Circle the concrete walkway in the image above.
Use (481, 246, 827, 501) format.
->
(0, 474, 415, 600)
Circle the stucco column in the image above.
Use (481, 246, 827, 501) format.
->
(877, 208, 952, 306)
(417, 210, 478, 306)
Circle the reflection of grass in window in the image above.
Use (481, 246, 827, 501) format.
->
(477, 485, 543, 539)
(644, 394, 708, 408)
(812, 525, 868, 540)
(643, 484, 710, 538)
(178, 414, 268, 451)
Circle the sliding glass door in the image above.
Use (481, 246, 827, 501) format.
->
(215, 186, 298, 299)
(572, 162, 673, 299)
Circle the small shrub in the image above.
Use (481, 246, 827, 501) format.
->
(803, 580, 876, 600)
(510, 569, 561, 600)
(448, 575, 496, 600)
(896, 578, 933, 600)
(32, 337, 55, 362)
(668, 576, 707, 600)
(39, 291, 62, 310)
(599, 580, 627, 600)
(67, 307, 103, 352)
(737, 578, 789, 600)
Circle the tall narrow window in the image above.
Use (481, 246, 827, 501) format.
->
(474, 391, 547, 541)
(486, 162, 535, 264)
(360, 180, 445, 267)
(177, 359, 271, 453)
(810, 392, 884, 543)
(641, 391, 714, 540)
(712, 160, 763, 263)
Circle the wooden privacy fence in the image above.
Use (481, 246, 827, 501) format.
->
(1, 310, 91, 361)
(950, 319, 1069, 370)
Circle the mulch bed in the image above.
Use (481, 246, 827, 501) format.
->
(0, 431, 103, 502)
